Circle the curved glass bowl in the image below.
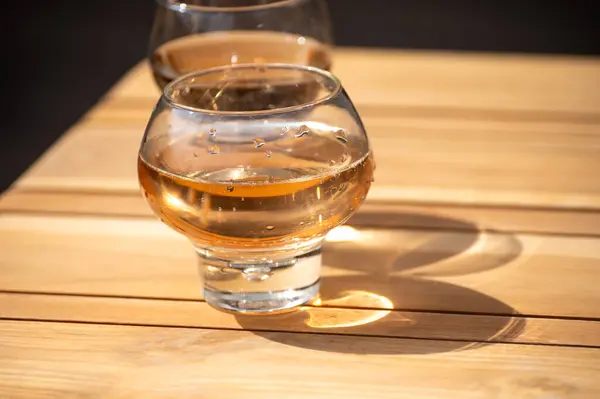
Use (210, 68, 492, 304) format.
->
(148, 0, 333, 88)
(138, 63, 374, 313)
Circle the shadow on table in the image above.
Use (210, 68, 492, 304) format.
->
(327, 210, 522, 278)
(236, 211, 525, 355)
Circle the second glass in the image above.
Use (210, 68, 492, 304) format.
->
(149, 0, 333, 89)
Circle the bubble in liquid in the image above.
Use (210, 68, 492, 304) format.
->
(335, 129, 348, 144)
(209, 128, 217, 137)
(281, 126, 290, 136)
(232, 207, 237, 212)
(241, 197, 245, 202)
(218, 207, 222, 212)
(182, 86, 191, 95)
(329, 159, 336, 166)
(299, 222, 305, 226)
(295, 125, 310, 138)
(243, 267, 272, 282)
(254, 138, 266, 148)
(265, 225, 275, 231)
(265, 150, 272, 158)
(208, 144, 220, 155)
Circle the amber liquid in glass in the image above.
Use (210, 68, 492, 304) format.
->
(151, 30, 332, 89)
(138, 126, 373, 253)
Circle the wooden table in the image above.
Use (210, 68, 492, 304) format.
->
(1, 47, 600, 398)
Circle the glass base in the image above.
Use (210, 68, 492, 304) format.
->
(204, 280, 320, 314)
(197, 247, 322, 314)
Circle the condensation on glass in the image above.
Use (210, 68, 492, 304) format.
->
(138, 63, 374, 313)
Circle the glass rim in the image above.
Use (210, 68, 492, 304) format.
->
(156, 0, 307, 13)
(163, 63, 342, 116)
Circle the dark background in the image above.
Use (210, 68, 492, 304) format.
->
(3, 0, 599, 192)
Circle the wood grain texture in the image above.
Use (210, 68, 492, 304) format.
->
(16, 104, 600, 209)
(3, 190, 600, 237)
(12, 48, 600, 209)
(2, 48, 600, 398)
(2, 292, 599, 347)
(1, 320, 599, 399)
(107, 48, 600, 115)
(2, 214, 599, 319)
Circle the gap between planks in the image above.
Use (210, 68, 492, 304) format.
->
(1, 292, 600, 349)
(3, 289, 600, 322)
(2, 190, 600, 238)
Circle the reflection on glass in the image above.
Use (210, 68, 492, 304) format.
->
(325, 225, 362, 242)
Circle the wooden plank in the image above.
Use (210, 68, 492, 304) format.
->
(1, 214, 599, 318)
(14, 110, 600, 209)
(79, 96, 600, 127)
(11, 49, 600, 209)
(1, 320, 598, 399)
(3, 190, 600, 237)
(0, 190, 152, 217)
(107, 49, 600, 115)
(1, 292, 599, 347)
